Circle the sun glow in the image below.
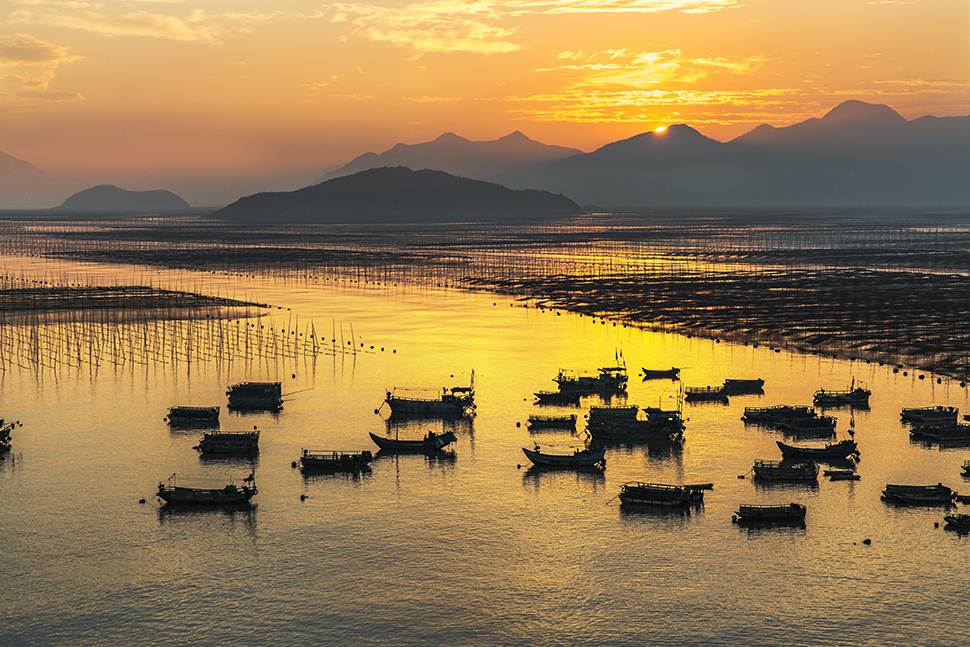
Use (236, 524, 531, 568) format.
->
(654, 125, 667, 132)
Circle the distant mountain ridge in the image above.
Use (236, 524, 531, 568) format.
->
(56, 185, 191, 212)
(215, 166, 584, 224)
(317, 131, 583, 188)
(0, 149, 44, 177)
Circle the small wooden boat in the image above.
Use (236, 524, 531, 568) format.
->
(641, 367, 680, 380)
(825, 469, 860, 481)
(776, 439, 858, 459)
(776, 415, 838, 435)
(910, 424, 970, 442)
(156, 472, 257, 505)
(227, 382, 283, 411)
(526, 414, 577, 430)
(533, 390, 581, 406)
(300, 449, 373, 472)
(384, 387, 474, 418)
(882, 483, 956, 504)
(618, 482, 712, 506)
(723, 378, 765, 395)
(522, 444, 605, 468)
(554, 365, 628, 393)
(813, 380, 870, 407)
(368, 430, 457, 451)
(196, 430, 259, 454)
(684, 386, 728, 402)
(900, 406, 958, 426)
(735, 503, 806, 524)
(753, 459, 818, 481)
(167, 406, 220, 426)
(944, 513, 970, 531)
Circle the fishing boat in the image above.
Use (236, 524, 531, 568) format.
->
(684, 386, 728, 402)
(882, 483, 956, 504)
(299, 449, 373, 472)
(735, 503, 807, 524)
(156, 472, 257, 505)
(521, 444, 605, 468)
(776, 439, 858, 459)
(900, 406, 958, 426)
(383, 373, 475, 418)
(533, 390, 581, 406)
(586, 405, 685, 442)
(910, 424, 970, 442)
(554, 365, 628, 393)
(752, 459, 819, 481)
(618, 482, 712, 506)
(368, 430, 457, 451)
(825, 469, 860, 481)
(813, 380, 870, 407)
(166, 406, 220, 426)
(776, 415, 838, 436)
(723, 378, 765, 395)
(641, 367, 680, 380)
(742, 405, 817, 426)
(943, 513, 970, 531)
(526, 414, 577, 430)
(196, 430, 259, 454)
(227, 382, 283, 411)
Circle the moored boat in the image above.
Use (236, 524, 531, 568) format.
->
(742, 405, 817, 426)
(910, 424, 970, 442)
(167, 406, 220, 426)
(882, 483, 956, 504)
(825, 469, 860, 481)
(554, 365, 628, 393)
(533, 390, 581, 406)
(618, 482, 711, 506)
(900, 406, 958, 426)
(156, 472, 257, 505)
(776, 415, 838, 436)
(384, 374, 475, 418)
(227, 382, 283, 411)
(735, 503, 806, 524)
(813, 380, 870, 407)
(526, 414, 577, 430)
(944, 513, 970, 531)
(522, 444, 605, 468)
(368, 430, 457, 451)
(300, 449, 373, 472)
(723, 378, 765, 395)
(586, 405, 684, 442)
(196, 430, 259, 454)
(963, 460, 970, 476)
(776, 439, 858, 460)
(641, 367, 680, 380)
(752, 459, 818, 481)
(684, 386, 728, 402)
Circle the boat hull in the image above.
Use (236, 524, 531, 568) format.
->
(522, 446, 605, 468)
(157, 485, 256, 505)
(618, 482, 708, 506)
(776, 440, 858, 459)
(368, 431, 457, 451)
(736, 503, 806, 523)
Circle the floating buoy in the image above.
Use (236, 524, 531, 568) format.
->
(935, 522, 940, 528)
(292, 374, 296, 378)
(291, 461, 297, 468)
(300, 494, 306, 501)
(139, 499, 146, 504)
(738, 474, 745, 479)
(731, 515, 737, 523)
(862, 538, 871, 545)
(516, 422, 521, 427)
(374, 409, 380, 414)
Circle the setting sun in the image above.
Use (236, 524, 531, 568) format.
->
(655, 126, 668, 133)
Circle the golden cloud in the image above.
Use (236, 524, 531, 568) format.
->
(332, 1, 520, 57)
(0, 33, 82, 111)
(506, 0, 740, 15)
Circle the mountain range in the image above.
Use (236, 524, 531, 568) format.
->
(318, 101, 970, 208)
(55, 185, 191, 212)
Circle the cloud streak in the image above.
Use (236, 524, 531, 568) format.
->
(0, 33, 82, 111)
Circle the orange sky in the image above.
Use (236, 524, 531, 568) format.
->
(1, 0, 968, 203)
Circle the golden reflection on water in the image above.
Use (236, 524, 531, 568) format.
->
(2, 255, 970, 646)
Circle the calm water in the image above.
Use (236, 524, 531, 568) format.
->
(2, 255, 969, 647)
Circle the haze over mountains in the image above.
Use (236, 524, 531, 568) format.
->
(56, 185, 191, 212)
(3, 101, 969, 211)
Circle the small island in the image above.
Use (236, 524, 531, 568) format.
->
(213, 166, 585, 224)
(56, 185, 191, 212)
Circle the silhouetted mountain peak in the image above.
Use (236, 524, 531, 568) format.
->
(821, 100, 906, 126)
(432, 132, 469, 143)
(0, 149, 44, 177)
(56, 184, 190, 212)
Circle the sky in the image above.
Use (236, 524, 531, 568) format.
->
(0, 0, 968, 204)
